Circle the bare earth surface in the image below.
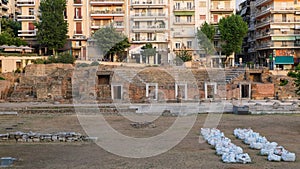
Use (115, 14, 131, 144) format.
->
(0, 113, 299, 169)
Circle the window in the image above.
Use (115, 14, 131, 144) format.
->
(282, 14, 286, 22)
(63, 9, 67, 19)
(295, 39, 300, 46)
(187, 41, 192, 48)
(135, 21, 140, 28)
(175, 42, 181, 49)
(116, 21, 123, 26)
(199, 2, 206, 7)
(187, 2, 192, 9)
(29, 8, 34, 15)
(146, 83, 158, 100)
(175, 16, 180, 22)
(112, 85, 122, 100)
(175, 2, 180, 9)
(116, 8, 122, 12)
(282, 41, 287, 47)
(74, 8, 82, 19)
(147, 33, 153, 41)
(213, 15, 218, 23)
(28, 23, 34, 30)
(98, 75, 110, 85)
(75, 22, 82, 34)
(147, 21, 152, 27)
(187, 16, 192, 23)
(214, 41, 219, 48)
(135, 33, 140, 41)
(175, 83, 187, 100)
(200, 15, 206, 20)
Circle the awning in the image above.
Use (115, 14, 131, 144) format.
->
(275, 56, 294, 64)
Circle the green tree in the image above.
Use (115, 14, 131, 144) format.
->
(93, 25, 130, 62)
(0, 31, 27, 46)
(140, 43, 157, 64)
(35, 0, 68, 56)
(218, 14, 248, 57)
(197, 21, 216, 56)
(1, 18, 21, 37)
(175, 49, 192, 66)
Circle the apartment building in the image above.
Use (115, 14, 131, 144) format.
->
(14, 0, 236, 64)
(170, 0, 196, 63)
(16, 0, 39, 46)
(239, 0, 256, 63)
(127, 0, 169, 64)
(255, 0, 300, 70)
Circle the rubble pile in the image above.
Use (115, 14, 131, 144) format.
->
(0, 131, 95, 142)
(234, 128, 296, 162)
(200, 128, 251, 164)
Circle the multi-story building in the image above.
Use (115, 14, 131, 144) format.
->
(255, 0, 300, 69)
(208, 0, 236, 66)
(16, 0, 39, 46)
(127, 0, 170, 64)
(14, 0, 236, 64)
(170, 0, 196, 63)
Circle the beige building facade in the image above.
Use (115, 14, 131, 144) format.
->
(14, 0, 236, 64)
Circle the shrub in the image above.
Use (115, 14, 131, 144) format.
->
(0, 76, 5, 80)
(287, 71, 297, 78)
(279, 79, 288, 86)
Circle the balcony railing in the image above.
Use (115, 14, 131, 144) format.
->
(132, 25, 166, 30)
(173, 6, 195, 11)
(90, 10, 124, 15)
(173, 21, 195, 25)
(90, 0, 124, 5)
(18, 30, 36, 37)
(131, 37, 168, 43)
(255, 7, 272, 18)
(132, 13, 166, 17)
(210, 7, 234, 12)
(173, 32, 195, 38)
(74, 0, 82, 5)
(131, 0, 166, 5)
(74, 16, 83, 20)
(17, 15, 35, 21)
(255, 0, 272, 7)
(16, 0, 35, 6)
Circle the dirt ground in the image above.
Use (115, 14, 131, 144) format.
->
(0, 113, 299, 169)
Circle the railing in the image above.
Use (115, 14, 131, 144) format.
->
(90, 10, 124, 15)
(173, 21, 195, 25)
(132, 13, 166, 17)
(16, 0, 35, 6)
(255, 7, 272, 18)
(74, 0, 82, 4)
(132, 25, 166, 29)
(17, 15, 35, 21)
(131, 0, 165, 5)
(173, 6, 195, 11)
(91, 0, 124, 2)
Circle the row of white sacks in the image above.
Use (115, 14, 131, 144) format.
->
(234, 128, 296, 162)
(200, 128, 251, 164)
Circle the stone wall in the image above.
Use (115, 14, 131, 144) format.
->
(251, 83, 275, 100)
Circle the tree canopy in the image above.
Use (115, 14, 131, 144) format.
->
(175, 49, 192, 66)
(93, 25, 130, 61)
(35, 0, 68, 55)
(141, 43, 156, 57)
(218, 14, 248, 56)
(197, 21, 216, 55)
(0, 18, 27, 46)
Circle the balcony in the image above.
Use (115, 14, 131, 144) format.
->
(132, 25, 166, 32)
(210, 6, 234, 12)
(18, 30, 36, 37)
(16, 0, 35, 6)
(91, 24, 124, 29)
(255, 0, 272, 7)
(90, 0, 124, 5)
(173, 32, 195, 38)
(255, 7, 272, 18)
(173, 21, 195, 25)
(90, 10, 124, 17)
(74, 0, 82, 5)
(173, 6, 195, 11)
(255, 19, 270, 29)
(131, 0, 166, 8)
(255, 32, 270, 40)
(131, 13, 166, 20)
(131, 37, 168, 43)
(17, 15, 35, 21)
(74, 16, 83, 20)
